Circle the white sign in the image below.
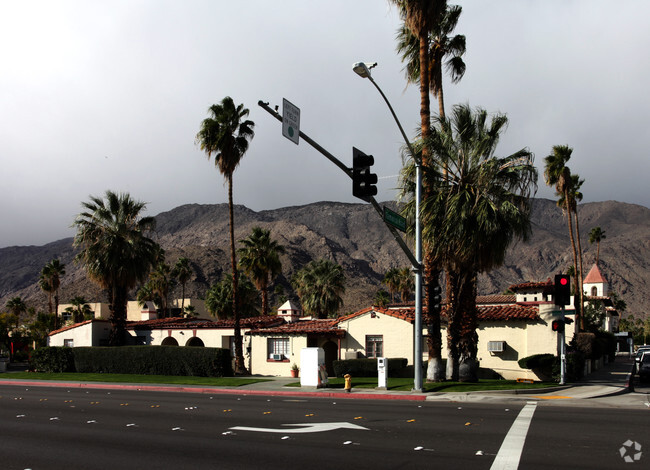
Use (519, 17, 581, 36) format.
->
(230, 422, 368, 434)
(282, 98, 300, 145)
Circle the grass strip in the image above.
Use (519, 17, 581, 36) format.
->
(0, 372, 271, 387)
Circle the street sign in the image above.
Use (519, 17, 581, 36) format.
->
(383, 206, 406, 232)
(282, 98, 300, 145)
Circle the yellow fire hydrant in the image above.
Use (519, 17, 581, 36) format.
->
(344, 374, 352, 392)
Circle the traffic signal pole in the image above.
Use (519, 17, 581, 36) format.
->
(258, 99, 424, 391)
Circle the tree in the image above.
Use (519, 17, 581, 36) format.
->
(41, 259, 65, 329)
(238, 227, 285, 316)
(401, 103, 537, 381)
(26, 311, 56, 348)
(396, 267, 414, 302)
(396, 2, 466, 120)
(392, 0, 448, 382)
(382, 268, 401, 302)
(149, 262, 175, 318)
(68, 296, 94, 323)
(172, 257, 193, 314)
(196, 96, 255, 374)
(374, 289, 391, 308)
(73, 190, 160, 346)
(588, 226, 606, 265)
(38, 273, 54, 317)
(544, 146, 584, 331)
(6, 297, 27, 323)
(205, 273, 259, 320)
(292, 259, 346, 319)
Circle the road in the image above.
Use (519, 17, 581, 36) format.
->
(0, 385, 647, 469)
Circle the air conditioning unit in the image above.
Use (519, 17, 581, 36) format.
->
(487, 341, 506, 353)
(272, 354, 284, 361)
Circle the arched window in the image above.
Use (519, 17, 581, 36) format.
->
(186, 337, 205, 347)
(591, 286, 598, 297)
(161, 337, 179, 346)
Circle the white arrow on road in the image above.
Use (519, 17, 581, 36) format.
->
(230, 422, 369, 434)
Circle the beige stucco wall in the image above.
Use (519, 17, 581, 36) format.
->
(48, 321, 111, 347)
(249, 335, 308, 376)
(338, 312, 415, 363)
(58, 299, 210, 322)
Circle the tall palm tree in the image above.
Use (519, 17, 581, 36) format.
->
(392, 0, 447, 382)
(172, 257, 193, 314)
(396, 2, 466, 120)
(149, 262, 174, 318)
(544, 146, 582, 331)
(196, 96, 255, 374)
(401, 103, 537, 381)
(382, 267, 401, 302)
(238, 227, 285, 316)
(41, 259, 65, 329)
(38, 274, 54, 317)
(6, 297, 27, 322)
(73, 190, 159, 346)
(396, 267, 415, 302)
(589, 226, 606, 265)
(292, 259, 346, 319)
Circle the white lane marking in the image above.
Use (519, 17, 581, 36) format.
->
(230, 422, 369, 434)
(490, 402, 538, 470)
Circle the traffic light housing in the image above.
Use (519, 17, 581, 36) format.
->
(430, 283, 442, 315)
(352, 147, 378, 201)
(554, 274, 571, 306)
(551, 320, 565, 332)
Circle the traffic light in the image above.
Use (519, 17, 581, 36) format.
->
(551, 320, 565, 332)
(554, 274, 571, 306)
(352, 147, 378, 201)
(430, 283, 442, 315)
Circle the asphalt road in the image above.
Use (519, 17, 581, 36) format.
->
(0, 385, 646, 470)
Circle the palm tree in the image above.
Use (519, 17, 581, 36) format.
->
(73, 190, 160, 346)
(292, 259, 346, 319)
(396, 267, 414, 302)
(38, 274, 54, 317)
(149, 262, 174, 318)
(588, 226, 606, 265)
(41, 259, 65, 329)
(382, 268, 401, 302)
(401, 103, 537, 381)
(544, 146, 582, 331)
(6, 297, 27, 322)
(196, 96, 255, 374)
(392, 0, 448, 382)
(238, 227, 285, 316)
(396, 2, 466, 120)
(69, 296, 94, 323)
(172, 257, 193, 314)
(374, 289, 391, 308)
(205, 273, 259, 320)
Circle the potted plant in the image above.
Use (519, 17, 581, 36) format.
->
(290, 363, 299, 378)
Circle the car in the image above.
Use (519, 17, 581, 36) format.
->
(635, 346, 650, 364)
(639, 353, 650, 383)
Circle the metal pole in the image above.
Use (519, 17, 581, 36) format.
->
(365, 76, 423, 392)
(560, 305, 566, 385)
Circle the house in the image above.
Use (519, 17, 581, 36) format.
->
(56, 298, 211, 323)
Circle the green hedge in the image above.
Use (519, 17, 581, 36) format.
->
(518, 353, 555, 371)
(332, 358, 408, 378)
(31, 346, 75, 373)
(31, 346, 233, 377)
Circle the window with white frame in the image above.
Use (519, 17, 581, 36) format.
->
(267, 337, 289, 360)
(366, 335, 383, 358)
(63, 339, 74, 348)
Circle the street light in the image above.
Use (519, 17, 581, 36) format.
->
(353, 61, 424, 392)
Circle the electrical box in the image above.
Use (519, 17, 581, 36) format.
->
(377, 357, 387, 389)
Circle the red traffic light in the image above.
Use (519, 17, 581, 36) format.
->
(559, 277, 569, 286)
(551, 320, 565, 332)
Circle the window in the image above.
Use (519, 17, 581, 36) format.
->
(63, 339, 74, 348)
(591, 286, 598, 297)
(366, 335, 383, 358)
(268, 338, 289, 360)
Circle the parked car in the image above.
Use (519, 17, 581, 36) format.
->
(635, 346, 650, 364)
(639, 353, 650, 383)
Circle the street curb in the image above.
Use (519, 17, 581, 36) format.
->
(0, 380, 427, 401)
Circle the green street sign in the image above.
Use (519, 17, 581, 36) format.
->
(383, 206, 406, 232)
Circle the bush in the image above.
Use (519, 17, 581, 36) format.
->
(518, 353, 555, 370)
(332, 358, 407, 378)
(30, 346, 233, 377)
(73, 346, 233, 377)
(552, 350, 585, 382)
(31, 347, 75, 373)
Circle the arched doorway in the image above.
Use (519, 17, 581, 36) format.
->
(322, 340, 338, 377)
(161, 337, 179, 346)
(186, 337, 205, 347)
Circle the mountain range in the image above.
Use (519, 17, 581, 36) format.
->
(1, 198, 648, 318)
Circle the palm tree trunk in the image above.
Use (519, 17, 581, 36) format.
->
(228, 176, 247, 374)
(181, 283, 185, 315)
(261, 277, 269, 316)
(458, 273, 479, 382)
(445, 268, 461, 381)
(574, 209, 585, 330)
(109, 285, 128, 346)
(564, 192, 580, 332)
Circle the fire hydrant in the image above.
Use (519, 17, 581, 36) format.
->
(344, 374, 352, 392)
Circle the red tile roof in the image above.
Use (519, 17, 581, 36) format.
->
(48, 319, 109, 336)
(509, 279, 553, 292)
(247, 319, 345, 337)
(128, 316, 284, 330)
(584, 264, 607, 284)
(477, 294, 517, 304)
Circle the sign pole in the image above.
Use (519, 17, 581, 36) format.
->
(560, 305, 566, 385)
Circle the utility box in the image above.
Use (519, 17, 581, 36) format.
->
(300, 347, 328, 387)
(377, 357, 387, 389)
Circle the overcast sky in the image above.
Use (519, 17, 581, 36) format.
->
(2, 0, 649, 248)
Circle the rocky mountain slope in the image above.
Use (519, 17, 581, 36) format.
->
(1, 199, 648, 318)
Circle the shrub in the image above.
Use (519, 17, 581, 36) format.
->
(332, 358, 407, 378)
(518, 353, 555, 370)
(30, 347, 75, 373)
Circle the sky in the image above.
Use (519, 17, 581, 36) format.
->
(2, 0, 649, 248)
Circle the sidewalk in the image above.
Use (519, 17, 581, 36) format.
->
(0, 358, 634, 402)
